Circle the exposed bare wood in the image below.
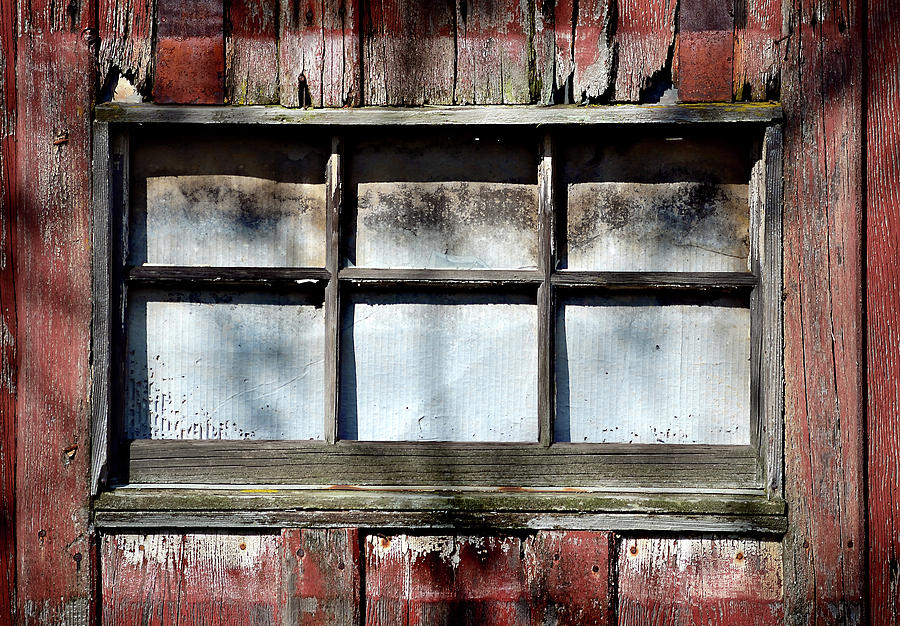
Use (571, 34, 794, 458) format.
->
(98, 0, 154, 98)
(225, 0, 279, 104)
(613, 0, 678, 102)
(733, 0, 783, 101)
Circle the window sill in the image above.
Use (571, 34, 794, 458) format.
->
(93, 485, 787, 535)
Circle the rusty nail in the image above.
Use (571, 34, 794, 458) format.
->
(629, 544, 638, 556)
(73, 552, 83, 570)
(239, 542, 247, 550)
(735, 551, 744, 561)
(297, 547, 304, 558)
(53, 132, 69, 146)
(592, 565, 599, 573)
(64, 445, 77, 459)
(338, 561, 345, 570)
(139, 544, 145, 551)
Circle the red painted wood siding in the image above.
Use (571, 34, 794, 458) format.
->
(0, 0, 16, 619)
(781, 0, 866, 622)
(15, 1, 96, 623)
(226, 0, 280, 105)
(676, 0, 734, 102)
(867, 0, 900, 621)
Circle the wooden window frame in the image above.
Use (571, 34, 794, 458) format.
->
(91, 103, 785, 534)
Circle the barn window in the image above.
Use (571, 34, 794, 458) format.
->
(91, 104, 785, 533)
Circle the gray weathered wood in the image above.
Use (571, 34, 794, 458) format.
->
(127, 266, 330, 285)
(760, 125, 784, 496)
(339, 268, 542, 286)
(325, 137, 342, 444)
(538, 134, 555, 447)
(96, 103, 784, 125)
(122, 439, 762, 489)
(551, 271, 756, 289)
(91, 122, 112, 495)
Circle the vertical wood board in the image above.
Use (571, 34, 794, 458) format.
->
(281, 528, 360, 625)
(98, 0, 155, 98)
(0, 0, 15, 619)
(676, 0, 734, 102)
(781, 0, 866, 622)
(226, 0, 280, 104)
(153, 0, 224, 104)
(867, 0, 900, 621)
(733, 0, 783, 101)
(613, 0, 677, 102)
(617, 537, 784, 623)
(362, 0, 456, 105)
(15, 30, 94, 625)
(522, 531, 614, 625)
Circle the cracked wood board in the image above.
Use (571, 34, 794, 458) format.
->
(733, 0, 783, 101)
(98, 0, 154, 98)
(614, 0, 678, 102)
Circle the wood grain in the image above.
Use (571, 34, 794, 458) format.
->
(15, 28, 94, 625)
(362, 0, 456, 105)
(226, 0, 279, 104)
(867, 0, 900, 620)
(613, 0, 677, 102)
(281, 528, 360, 625)
(101, 532, 283, 624)
(617, 537, 784, 623)
(733, 0, 783, 101)
(522, 531, 614, 624)
(153, 0, 224, 104)
(781, 0, 866, 621)
(0, 0, 15, 618)
(456, 0, 531, 104)
(98, 0, 155, 98)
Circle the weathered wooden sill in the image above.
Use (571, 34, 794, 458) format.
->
(94, 485, 787, 535)
(95, 102, 783, 126)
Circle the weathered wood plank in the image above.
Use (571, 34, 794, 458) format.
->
(551, 272, 756, 289)
(280, 0, 360, 108)
(867, 0, 900, 621)
(340, 268, 542, 287)
(362, 0, 455, 105)
(153, 0, 224, 104)
(98, 0, 154, 99)
(781, 0, 866, 622)
(0, 0, 15, 617)
(613, 0, 677, 102)
(91, 123, 111, 495)
(95, 102, 784, 125)
(456, 0, 531, 104)
(102, 532, 282, 624)
(324, 137, 341, 443)
(571, 0, 614, 102)
(127, 266, 331, 285)
(534, 0, 573, 104)
(522, 531, 614, 624)
(538, 134, 555, 446)
(15, 29, 94, 625)
(281, 528, 360, 625)
(733, 0, 783, 101)
(617, 537, 784, 623)
(676, 0, 734, 102)
(225, 0, 279, 104)
(366, 534, 527, 624)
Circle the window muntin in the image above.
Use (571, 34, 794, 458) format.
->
(91, 105, 784, 530)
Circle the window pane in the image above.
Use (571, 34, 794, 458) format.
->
(555, 295, 750, 444)
(339, 292, 538, 441)
(129, 129, 328, 267)
(348, 132, 539, 269)
(562, 131, 753, 272)
(126, 290, 325, 440)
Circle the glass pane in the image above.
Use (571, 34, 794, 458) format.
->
(126, 290, 325, 440)
(339, 292, 538, 441)
(348, 132, 539, 269)
(555, 295, 750, 444)
(562, 131, 754, 272)
(129, 129, 328, 267)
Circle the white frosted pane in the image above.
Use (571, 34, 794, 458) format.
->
(134, 175, 325, 267)
(567, 182, 750, 271)
(355, 181, 538, 269)
(340, 294, 538, 441)
(126, 292, 325, 440)
(556, 298, 750, 444)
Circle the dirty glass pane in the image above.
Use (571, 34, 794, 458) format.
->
(339, 292, 538, 441)
(555, 295, 750, 444)
(125, 290, 325, 440)
(562, 130, 754, 272)
(348, 132, 539, 270)
(129, 128, 328, 267)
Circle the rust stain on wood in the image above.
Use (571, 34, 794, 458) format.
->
(153, 0, 224, 104)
